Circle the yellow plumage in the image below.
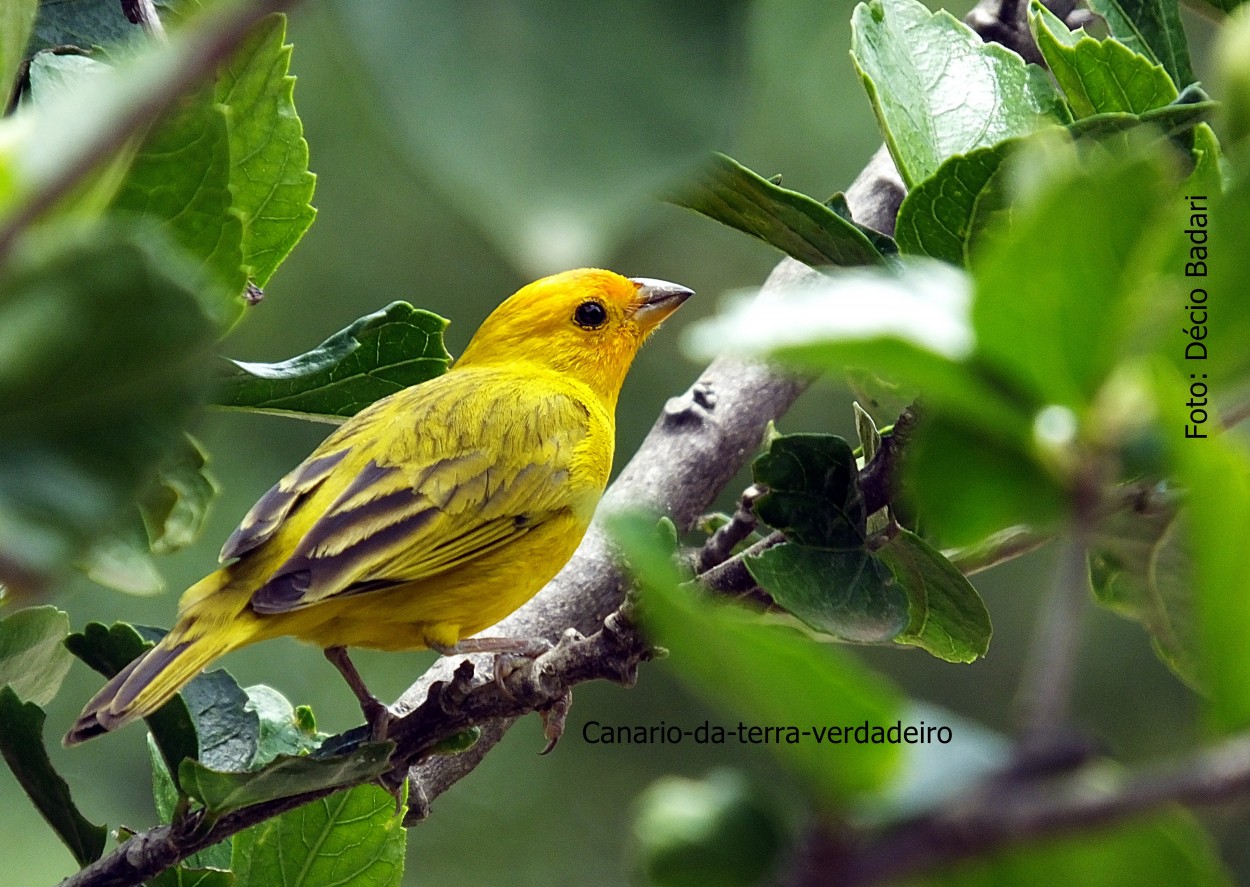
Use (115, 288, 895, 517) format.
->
(66, 268, 692, 745)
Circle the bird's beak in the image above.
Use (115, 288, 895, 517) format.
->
(629, 277, 694, 329)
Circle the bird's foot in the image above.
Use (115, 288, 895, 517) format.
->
(324, 646, 393, 740)
(432, 636, 554, 695)
(538, 690, 572, 755)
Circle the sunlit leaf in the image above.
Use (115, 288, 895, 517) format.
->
(850, 0, 1067, 188)
(0, 606, 72, 705)
(214, 13, 315, 289)
(1031, 3, 1177, 119)
(230, 781, 406, 887)
(1085, 0, 1195, 88)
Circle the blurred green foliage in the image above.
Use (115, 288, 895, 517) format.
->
(2, 0, 1248, 885)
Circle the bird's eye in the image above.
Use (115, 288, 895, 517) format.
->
(573, 300, 608, 329)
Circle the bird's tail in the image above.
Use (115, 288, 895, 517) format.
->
(64, 571, 242, 746)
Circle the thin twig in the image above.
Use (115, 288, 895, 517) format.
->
(694, 531, 784, 599)
(944, 526, 1052, 576)
(1013, 454, 1105, 750)
(694, 485, 763, 574)
(1222, 400, 1250, 431)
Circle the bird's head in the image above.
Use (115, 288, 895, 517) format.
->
(455, 268, 694, 406)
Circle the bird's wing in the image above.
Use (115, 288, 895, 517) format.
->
(234, 371, 599, 614)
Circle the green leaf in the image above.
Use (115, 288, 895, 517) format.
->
(230, 782, 406, 887)
(146, 866, 235, 887)
(213, 13, 315, 288)
(902, 812, 1231, 887)
(80, 527, 165, 595)
(337, 0, 748, 270)
(971, 145, 1171, 408)
(747, 544, 909, 643)
(179, 741, 394, 818)
(1185, 124, 1222, 198)
(668, 153, 885, 268)
(25, 49, 109, 100)
(215, 301, 452, 421)
(1220, 10, 1250, 148)
(0, 221, 215, 592)
(0, 687, 107, 866)
(142, 433, 219, 556)
(877, 529, 992, 662)
(65, 622, 258, 776)
(1148, 363, 1250, 733)
(17, 50, 138, 217)
(245, 683, 326, 766)
(1031, 3, 1178, 119)
(0, 0, 37, 98)
(1089, 501, 1196, 685)
(110, 88, 247, 330)
(751, 434, 865, 548)
(631, 771, 786, 887)
(149, 736, 234, 871)
(1181, 168, 1250, 393)
(1066, 94, 1218, 142)
(894, 141, 1017, 266)
(1085, 0, 1194, 89)
(850, 0, 1067, 188)
(82, 434, 218, 595)
(0, 606, 72, 704)
(903, 416, 1067, 548)
(614, 513, 903, 804)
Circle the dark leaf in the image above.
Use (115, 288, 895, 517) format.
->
(0, 221, 216, 593)
(746, 544, 909, 643)
(179, 741, 394, 818)
(751, 434, 865, 548)
(216, 302, 451, 422)
(668, 153, 885, 268)
(0, 687, 106, 866)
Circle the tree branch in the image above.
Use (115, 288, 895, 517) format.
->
(60, 607, 655, 887)
(835, 729, 1250, 886)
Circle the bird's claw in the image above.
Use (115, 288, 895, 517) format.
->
(538, 690, 572, 755)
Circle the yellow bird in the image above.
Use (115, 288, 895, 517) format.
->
(66, 268, 692, 745)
